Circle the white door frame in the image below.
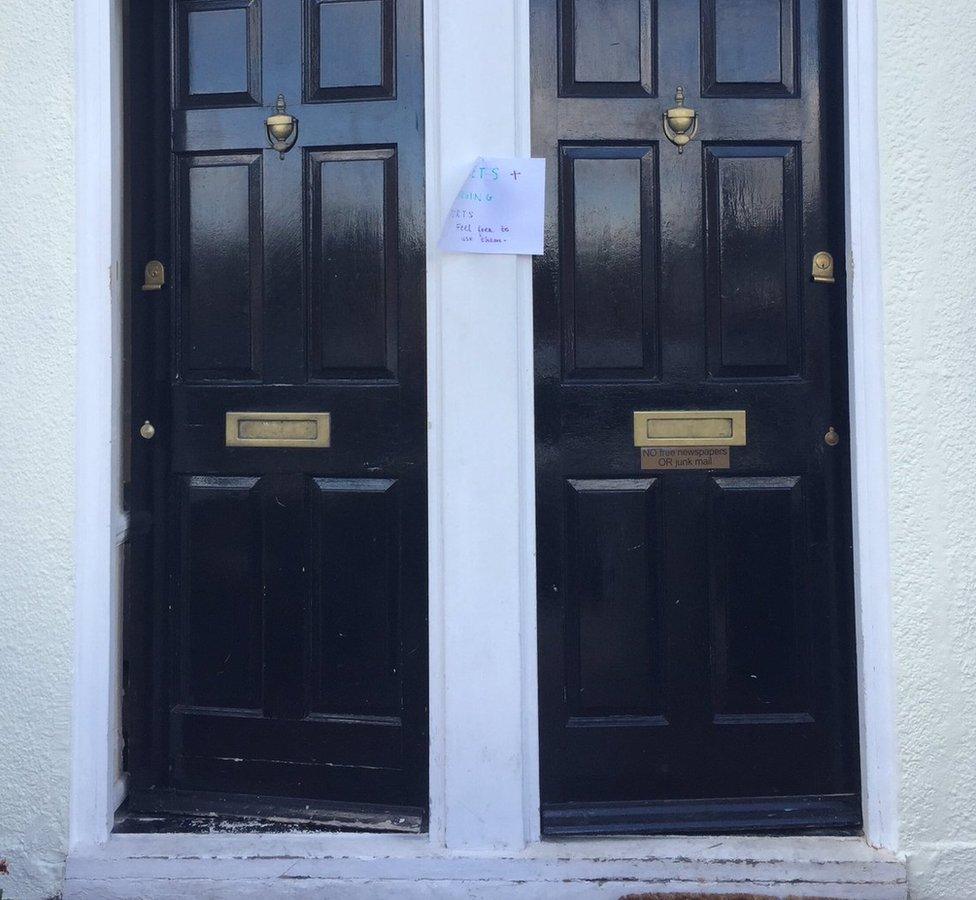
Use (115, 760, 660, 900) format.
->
(70, 0, 898, 856)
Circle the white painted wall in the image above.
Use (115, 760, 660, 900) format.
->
(427, 0, 538, 851)
(877, 2, 976, 897)
(0, 1, 76, 898)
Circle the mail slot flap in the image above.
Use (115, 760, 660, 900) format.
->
(226, 412, 331, 448)
(633, 410, 746, 447)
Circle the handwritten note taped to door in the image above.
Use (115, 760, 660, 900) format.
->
(439, 157, 546, 255)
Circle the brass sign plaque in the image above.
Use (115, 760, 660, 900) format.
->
(640, 446, 731, 471)
(633, 410, 746, 447)
(225, 412, 331, 448)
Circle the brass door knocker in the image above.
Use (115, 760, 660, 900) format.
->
(663, 86, 699, 153)
(266, 93, 298, 158)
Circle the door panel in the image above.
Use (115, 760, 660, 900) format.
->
(176, 0, 261, 107)
(560, 0, 657, 97)
(707, 475, 811, 721)
(533, 0, 858, 834)
(307, 147, 398, 379)
(305, 0, 395, 102)
(125, 0, 426, 820)
(701, 0, 797, 97)
(704, 143, 801, 376)
(308, 477, 401, 717)
(177, 476, 263, 710)
(177, 153, 263, 381)
(566, 478, 665, 720)
(560, 146, 659, 380)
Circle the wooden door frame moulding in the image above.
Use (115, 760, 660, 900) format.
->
(71, 0, 127, 849)
(842, 0, 900, 851)
(70, 0, 898, 858)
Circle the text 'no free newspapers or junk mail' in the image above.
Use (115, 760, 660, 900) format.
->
(439, 157, 546, 255)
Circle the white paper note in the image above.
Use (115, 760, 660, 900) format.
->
(439, 157, 546, 255)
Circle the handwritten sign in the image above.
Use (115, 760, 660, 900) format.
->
(439, 157, 546, 255)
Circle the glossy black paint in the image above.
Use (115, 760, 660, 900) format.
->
(123, 0, 427, 819)
(532, 0, 859, 834)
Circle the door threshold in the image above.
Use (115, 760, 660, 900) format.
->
(542, 793, 862, 836)
(66, 834, 906, 899)
(117, 788, 425, 834)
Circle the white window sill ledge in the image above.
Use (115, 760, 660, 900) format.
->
(66, 833, 906, 898)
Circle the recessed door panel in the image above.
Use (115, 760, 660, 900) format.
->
(566, 479, 664, 720)
(707, 476, 811, 721)
(309, 478, 401, 718)
(308, 148, 398, 380)
(561, 146, 659, 380)
(177, 476, 263, 710)
(705, 144, 801, 377)
(560, 0, 657, 97)
(533, 0, 858, 834)
(176, 0, 261, 107)
(177, 153, 263, 381)
(306, 0, 395, 102)
(702, 0, 798, 97)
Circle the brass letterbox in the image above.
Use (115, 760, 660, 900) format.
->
(632, 410, 747, 447)
(225, 412, 331, 448)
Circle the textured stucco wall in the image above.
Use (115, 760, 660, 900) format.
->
(0, 1, 76, 898)
(877, 2, 976, 898)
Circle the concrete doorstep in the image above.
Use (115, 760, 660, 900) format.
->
(65, 835, 907, 899)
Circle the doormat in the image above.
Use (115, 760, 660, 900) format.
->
(620, 895, 836, 900)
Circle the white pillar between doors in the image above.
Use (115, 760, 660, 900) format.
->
(425, 0, 537, 852)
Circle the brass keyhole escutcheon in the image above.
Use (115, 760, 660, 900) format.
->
(824, 426, 840, 447)
(141, 260, 165, 291)
(140, 420, 156, 440)
(812, 251, 836, 284)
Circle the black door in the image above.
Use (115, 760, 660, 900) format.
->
(532, 0, 859, 834)
(123, 0, 427, 821)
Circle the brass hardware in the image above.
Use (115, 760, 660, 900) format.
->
(226, 411, 331, 448)
(139, 420, 156, 440)
(824, 426, 840, 447)
(266, 93, 298, 158)
(633, 410, 747, 447)
(812, 251, 836, 283)
(663, 86, 699, 153)
(141, 260, 165, 291)
(641, 446, 731, 471)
